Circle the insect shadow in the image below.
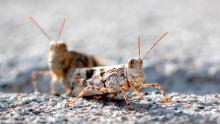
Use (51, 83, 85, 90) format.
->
(80, 95, 155, 112)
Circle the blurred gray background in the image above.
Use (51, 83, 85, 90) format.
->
(0, 0, 220, 94)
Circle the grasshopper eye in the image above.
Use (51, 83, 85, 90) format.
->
(128, 59, 135, 68)
(130, 59, 134, 64)
(140, 60, 143, 65)
(59, 43, 67, 50)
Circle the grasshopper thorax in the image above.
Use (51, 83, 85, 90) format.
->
(48, 41, 70, 72)
(127, 58, 144, 88)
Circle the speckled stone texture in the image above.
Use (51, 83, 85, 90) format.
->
(0, 92, 220, 124)
(1, 0, 220, 94)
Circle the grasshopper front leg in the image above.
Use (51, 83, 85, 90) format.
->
(120, 88, 130, 105)
(140, 83, 173, 103)
(61, 79, 73, 96)
(50, 76, 61, 96)
(32, 70, 51, 95)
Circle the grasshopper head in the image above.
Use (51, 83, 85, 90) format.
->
(127, 33, 168, 89)
(29, 17, 69, 72)
(127, 58, 144, 88)
(48, 41, 70, 71)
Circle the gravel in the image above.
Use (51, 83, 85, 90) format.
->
(0, 92, 220, 124)
(1, 0, 220, 94)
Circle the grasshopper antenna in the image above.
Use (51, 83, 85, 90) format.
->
(137, 35, 141, 58)
(57, 17, 67, 41)
(28, 16, 52, 41)
(142, 32, 168, 60)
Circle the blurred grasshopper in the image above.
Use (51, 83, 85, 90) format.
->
(29, 17, 105, 96)
(65, 32, 172, 106)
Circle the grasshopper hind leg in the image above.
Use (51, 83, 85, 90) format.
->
(65, 86, 90, 106)
(65, 86, 116, 106)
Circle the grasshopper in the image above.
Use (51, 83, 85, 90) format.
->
(65, 32, 172, 106)
(29, 17, 106, 96)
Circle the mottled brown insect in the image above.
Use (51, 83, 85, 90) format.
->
(65, 32, 172, 106)
(29, 17, 105, 96)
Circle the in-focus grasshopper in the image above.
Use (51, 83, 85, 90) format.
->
(65, 32, 172, 106)
(29, 17, 106, 96)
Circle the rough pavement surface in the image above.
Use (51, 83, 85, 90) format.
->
(0, 92, 220, 124)
(1, 0, 220, 94)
